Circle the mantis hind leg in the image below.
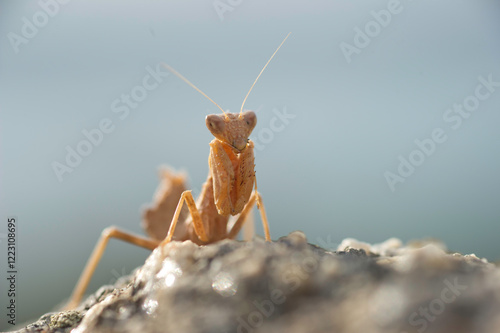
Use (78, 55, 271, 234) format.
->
(65, 227, 159, 310)
(67, 168, 187, 310)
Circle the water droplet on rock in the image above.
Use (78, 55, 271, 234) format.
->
(212, 271, 238, 297)
(156, 258, 182, 287)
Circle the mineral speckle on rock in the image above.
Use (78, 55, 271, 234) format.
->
(49, 311, 82, 329)
(12, 232, 500, 333)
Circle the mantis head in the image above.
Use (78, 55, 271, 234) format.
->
(162, 33, 289, 152)
(206, 111, 256, 152)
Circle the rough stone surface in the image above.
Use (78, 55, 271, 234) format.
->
(12, 232, 500, 333)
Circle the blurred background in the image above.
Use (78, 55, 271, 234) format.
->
(1, 0, 500, 328)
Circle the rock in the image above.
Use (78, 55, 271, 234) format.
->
(12, 232, 500, 333)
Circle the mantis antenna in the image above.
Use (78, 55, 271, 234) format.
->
(161, 63, 227, 116)
(240, 32, 291, 115)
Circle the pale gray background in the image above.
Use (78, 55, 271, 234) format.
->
(1, 0, 500, 328)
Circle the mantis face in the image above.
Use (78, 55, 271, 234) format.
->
(205, 111, 257, 152)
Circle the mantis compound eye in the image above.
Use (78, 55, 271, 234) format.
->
(206, 114, 226, 135)
(242, 111, 257, 131)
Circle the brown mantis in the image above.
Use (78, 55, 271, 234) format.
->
(65, 33, 290, 310)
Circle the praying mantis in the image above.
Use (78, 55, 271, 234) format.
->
(65, 33, 290, 310)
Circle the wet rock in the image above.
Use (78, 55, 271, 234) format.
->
(13, 232, 500, 333)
